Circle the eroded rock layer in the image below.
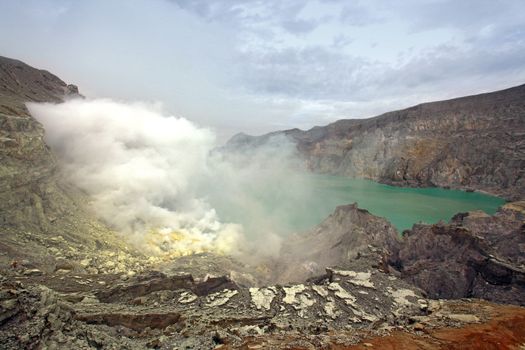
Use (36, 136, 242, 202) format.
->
(0, 258, 462, 349)
(1, 207, 524, 350)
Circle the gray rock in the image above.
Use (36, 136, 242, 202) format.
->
(391, 201, 525, 305)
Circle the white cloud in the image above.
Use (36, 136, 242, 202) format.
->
(1, 0, 524, 138)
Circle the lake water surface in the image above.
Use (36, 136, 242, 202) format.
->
(210, 174, 505, 236)
(305, 175, 505, 232)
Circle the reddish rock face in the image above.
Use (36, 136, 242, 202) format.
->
(348, 301, 525, 350)
(234, 301, 525, 350)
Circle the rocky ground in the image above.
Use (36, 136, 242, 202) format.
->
(225, 84, 525, 201)
(0, 262, 427, 349)
(273, 202, 525, 308)
(240, 300, 525, 349)
(1, 56, 524, 349)
(1, 202, 524, 349)
(393, 201, 525, 305)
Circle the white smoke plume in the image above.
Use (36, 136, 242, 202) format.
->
(28, 98, 311, 258)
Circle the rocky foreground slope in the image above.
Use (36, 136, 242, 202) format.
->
(1, 56, 525, 349)
(226, 84, 525, 200)
(1, 203, 524, 349)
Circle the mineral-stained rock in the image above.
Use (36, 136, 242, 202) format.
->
(249, 287, 276, 311)
(178, 291, 198, 304)
(205, 289, 239, 307)
(328, 269, 375, 289)
(327, 282, 357, 305)
(0, 252, 431, 349)
(22, 268, 43, 276)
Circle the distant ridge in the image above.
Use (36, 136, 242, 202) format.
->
(226, 83, 525, 200)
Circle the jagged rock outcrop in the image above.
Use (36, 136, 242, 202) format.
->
(274, 203, 400, 283)
(226, 84, 525, 200)
(392, 201, 525, 305)
(274, 202, 524, 306)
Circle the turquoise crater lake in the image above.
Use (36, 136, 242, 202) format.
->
(209, 174, 506, 235)
(304, 175, 505, 232)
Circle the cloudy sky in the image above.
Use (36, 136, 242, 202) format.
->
(1, 0, 524, 141)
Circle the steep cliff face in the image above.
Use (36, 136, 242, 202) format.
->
(0, 56, 78, 231)
(226, 85, 525, 200)
(0, 56, 140, 271)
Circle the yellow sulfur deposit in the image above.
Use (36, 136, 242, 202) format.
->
(142, 224, 243, 258)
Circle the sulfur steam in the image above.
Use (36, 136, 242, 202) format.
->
(29, 99, 312, 258)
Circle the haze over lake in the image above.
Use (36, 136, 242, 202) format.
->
(209, 174, 506, 235)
